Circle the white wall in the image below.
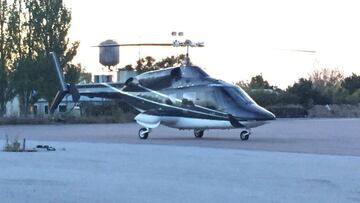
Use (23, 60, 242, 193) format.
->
(5, 96, 20, 117)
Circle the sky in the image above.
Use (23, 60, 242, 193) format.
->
(63, 0, 360, 88)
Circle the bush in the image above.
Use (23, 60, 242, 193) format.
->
(3, 136, 21, 152)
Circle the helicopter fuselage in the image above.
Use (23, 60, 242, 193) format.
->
(77, 65, 275, 130)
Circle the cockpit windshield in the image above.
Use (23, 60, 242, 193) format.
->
(222, 86, 256, 105)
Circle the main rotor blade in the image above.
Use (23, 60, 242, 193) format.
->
(281, 49, 317, 53)
(120, 43, 173, 47)
(93, 43, 173, 48)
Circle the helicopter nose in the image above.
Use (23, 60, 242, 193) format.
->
(263, 109, 276, 120)
(250, 104, 276, 120)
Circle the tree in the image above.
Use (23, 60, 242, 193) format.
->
(248, 74, 272, 89)
(30, 0, 79, 104)
(123, 64, 134, 71)
(342, 73, 360, 94)
(135, 54, 188, 73)
(154, 54, 188, 69)
(79, 70, 92, 84)
(309, 68, 348, 104)
(0, 0, 9, 115)
(235, 75, 282, 106)
(310, 68, 344, 89)
(11, 56, 40, 114)
(287, 78, 312, 106)
(7, 0, 79, 115)
(64, 64, 82, 84)
(0, 63, 10, 115)
(235, 80, 249, 91)
(135, 56, 155, 73)
(0, 0, 17, 115)
(287, 78, 329, 107)
(346, 89, 360, 104)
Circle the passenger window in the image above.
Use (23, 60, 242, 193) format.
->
(183, 92, 196, 101)
(195, 91, 218, 110)
(182, 92, 196, 107)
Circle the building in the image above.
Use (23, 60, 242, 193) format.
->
(33, 95, 110, 117)
(117, 69, 138, 83)
(3, 69, 138, 117)
(94, 74, 113, 83)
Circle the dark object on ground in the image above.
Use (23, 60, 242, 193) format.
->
(36, 145, 56, 151)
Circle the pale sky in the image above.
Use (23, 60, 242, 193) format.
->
(64, 0, 360, 88)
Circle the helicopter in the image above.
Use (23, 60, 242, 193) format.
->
(49, 39, 275, 140)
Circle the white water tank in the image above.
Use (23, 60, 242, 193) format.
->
(99, 40, 119, 67)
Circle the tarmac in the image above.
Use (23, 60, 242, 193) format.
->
(1, 118, 360, 156)
(1, 118, 360, 202)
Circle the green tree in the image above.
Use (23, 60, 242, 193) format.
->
(0, 0, 16, 115)
(342, 73, 360, 94)
(248, 74, 272, 89)
(287, 78, 326, 107)
(7, 0, 79, 115)
(64, 64, 82, 84)
(235, 76, 283, 106)
(11, 57, 39, 114)
(0, 0, 8, 115)
(135, 56, 156, 73)
(346, 89, 360, 104)
(30, 0, 79, 104)
(135, 54, 188, 73)
(154, 54, 187, 69)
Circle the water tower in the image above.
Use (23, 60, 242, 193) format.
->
(99, 39, 120, 70)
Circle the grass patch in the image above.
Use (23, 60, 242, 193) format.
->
(3, 136, 36, 152)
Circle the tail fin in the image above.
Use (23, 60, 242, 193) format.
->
(50, 90, 67, 114)
(50, 52, 68, 93)
(49, 52, 80, 115)
(49, 52, 69, 114)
